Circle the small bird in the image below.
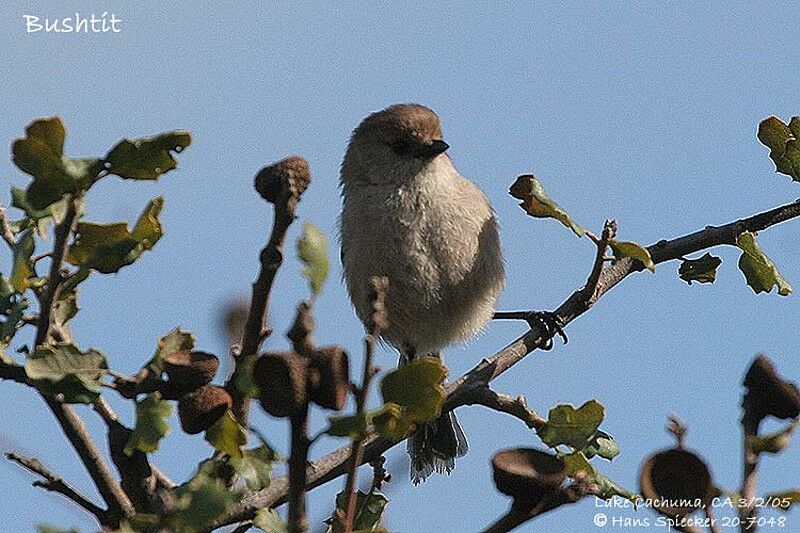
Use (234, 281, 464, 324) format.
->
(340, 104, 505, 483)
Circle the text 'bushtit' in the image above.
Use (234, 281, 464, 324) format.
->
(340, 104, 505, 483)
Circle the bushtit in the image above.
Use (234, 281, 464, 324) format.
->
(340, 104, 505, 483)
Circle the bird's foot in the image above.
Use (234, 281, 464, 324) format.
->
(524, 311, 567, 349)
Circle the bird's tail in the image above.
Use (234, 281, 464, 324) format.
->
(400, 351, 468, 484)
(408, 409, 469, 484)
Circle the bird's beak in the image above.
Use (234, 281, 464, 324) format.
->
(414, 139, 449, 158)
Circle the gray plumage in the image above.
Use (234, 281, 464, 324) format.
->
(339, 104, 505, 483)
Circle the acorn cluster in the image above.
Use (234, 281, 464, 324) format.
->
(158, 350, 231, 435)
(253, 347, 350, 417)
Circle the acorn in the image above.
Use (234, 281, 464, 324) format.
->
(254, 156, 310, 204)
(308, 346, 350, 411)
(161, 351, 219, 399)
(743, 355, 800, 421)
(639, 448, 714, 519)
(178, 384, 232, 435)
(492, 448, 567, 506)
(253, 351, 308, 417)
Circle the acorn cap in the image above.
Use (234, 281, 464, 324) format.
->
(492, 448, 567, 504)
(308, 346, 350, 411)
(178, 384, 232, 435)
(162, 351, 219, 398)
(253, 352, 308, 418)
(639, 448, 714, 519)
(254, 156, 310, 204)
(743, 355, 800, 421)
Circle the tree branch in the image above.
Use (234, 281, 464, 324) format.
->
(31, 193, 135, 524)
(459, 386, 545, 430)
(228, 158, 308, 441)
(6, 451, 108, 526)
(209, 198, 800, 530)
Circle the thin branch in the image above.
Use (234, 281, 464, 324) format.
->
(460, 386, 545, 430)
(6, 451, 108, 526)
(341, 278, 387, 533)
(741, 412, 761, 532)
(93, 396, 175, 515)
(30, 193, 135, 523)
(228, 158, 308, 441)
(0, 203, 16, 250)
(209, 198, 800, 529)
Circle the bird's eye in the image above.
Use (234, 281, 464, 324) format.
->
(390, 141, 411, 155)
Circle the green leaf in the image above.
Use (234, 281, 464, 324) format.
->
(151, 327, 195, 373)
(173, 471, 239, 531)
(229, 443, 279, 491)
(538, 400, 605, 449)
(371, 402, 416, 441)
(11, 185, 69, 237)
(327, 491, 389, 533)
(509, 174, 586, 237)
(25, 344, 107, 403)
(105, 131, 192, 180)
(766, 490, 800, 512)
(563, 451, 639, 503)
(1, 296, 29, 346)
(746, 420, 796, 455)
(66, 197, 164, 274)
(12, 117, 99, 210)
(37, 526, 81, 533)
(380, 356, 447, 423)
(583, 430, 620, 461)
(124, 393, 172, 455)
(52, 289, 79, 329)
(737, 231, 792, 296)
(757, 116, 800, 182)
(254, 509, 288, 533)
(297, 222, 330, 297)
(204, 410, 246, 459)
(678, 253, 722, 285)
(610, 240, 655, 272)
(327, 412, 370, 438)
(10, 230, 35, 293)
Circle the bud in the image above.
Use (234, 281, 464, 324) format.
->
(178, 384, 232, 435)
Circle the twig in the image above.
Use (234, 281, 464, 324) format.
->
(341, 278, 387, 533)
(0, 203, 16, 250)
(228, 158, 308, 442)
(208, 198, 800, 529)
(288, 405, 311, 533)
(667, 413, 688, 449)
(93, 397, 175, 497)
(6, 451, 108, 526)
(482, 474, 600, 533)
(31, 193, 135, 524)
(741, 411, 761, 532)
(583, 220, 616, 302)
(286, 302, 317, 533)
(460, 386, 545, 430)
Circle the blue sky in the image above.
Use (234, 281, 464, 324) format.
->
(1, 2, 799, 532)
